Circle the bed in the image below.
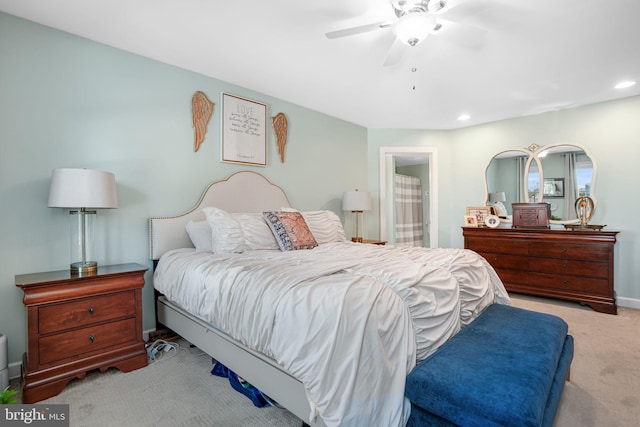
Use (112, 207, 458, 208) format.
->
(149, 170, 510, 427)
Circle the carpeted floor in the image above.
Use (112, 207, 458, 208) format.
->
(10, 294, 640, 426)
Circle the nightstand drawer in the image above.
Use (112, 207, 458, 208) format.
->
(39, 318, 137, 365)
(39, 291, 136, 335)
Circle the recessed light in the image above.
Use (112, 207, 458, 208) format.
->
(458, 114, 471, 121)
(614, 80, 636, 89)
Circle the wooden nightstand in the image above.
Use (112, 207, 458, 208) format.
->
(360, 239, 387, 245)
(15, 263, 148, 403)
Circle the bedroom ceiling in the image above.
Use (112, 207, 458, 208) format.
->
(1, 0, 640, 130)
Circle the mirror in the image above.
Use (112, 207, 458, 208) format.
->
(485, 149, 531, 216)
(485, 143, 596, 223)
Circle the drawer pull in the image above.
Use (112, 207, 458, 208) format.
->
(89, 335, 95, 343)
(563, 280, 568, 285)
(562, 263, 568, 268)
(562, 248, 567, 252)
(493, 257, 498, 262)
(88, 307, 95, 315)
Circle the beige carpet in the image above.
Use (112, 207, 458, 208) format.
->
(10, 294, 640, 426)
(511, 294, 640, 427)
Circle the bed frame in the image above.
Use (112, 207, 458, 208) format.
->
(149, 171, 322, 426)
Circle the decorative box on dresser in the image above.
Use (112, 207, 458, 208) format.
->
(15, 263, 148, 403)
(463, 227, 618, 314)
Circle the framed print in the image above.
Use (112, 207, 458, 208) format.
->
(485, 215, 500, 228)
(543, 178, 565, 198)
(221, 93, 267, 166)
(466, 206, 491, 226)
(464, 215, 478, 227)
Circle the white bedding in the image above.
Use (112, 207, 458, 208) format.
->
(153, 242, 510, 427)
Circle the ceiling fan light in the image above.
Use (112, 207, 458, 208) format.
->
(393, 12, 436, 46)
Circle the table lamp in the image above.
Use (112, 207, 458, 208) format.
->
(342, 189, 371, 242)
(48, 168, 118, 274)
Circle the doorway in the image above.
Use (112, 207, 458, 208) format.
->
(379, 147, 438, 248)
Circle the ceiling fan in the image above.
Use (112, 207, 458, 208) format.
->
(325, 0, 487, 66)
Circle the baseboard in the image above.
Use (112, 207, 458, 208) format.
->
(8, 361, 21, 381)
(617, 296, 640, 310)
(143, 328, 155, 342)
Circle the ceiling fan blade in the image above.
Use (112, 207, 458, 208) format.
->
(436, 0, 494, 21)
(435, 19, 488, 49)
(325, 21, 392, 39)
(383, 38, 406, 67)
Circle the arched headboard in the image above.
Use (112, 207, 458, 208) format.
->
(149, 171, 291, 259)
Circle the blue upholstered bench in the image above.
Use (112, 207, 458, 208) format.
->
(406, 304, 574, 427)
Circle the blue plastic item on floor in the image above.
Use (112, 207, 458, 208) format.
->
(211, 362, 274, 408)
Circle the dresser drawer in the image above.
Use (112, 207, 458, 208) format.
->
(466, 238, 528, 255)
(529, 272, 609, 296)
(39, 318, 137, 365)
(39, 291, 136, 335)
(528, 242, 609, 261)
(531, 258, 608, 279)
(477, 252, 529, 270)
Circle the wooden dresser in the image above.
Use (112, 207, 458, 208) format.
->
(15, 263, 148, 403)
(463, 227, 618, 314)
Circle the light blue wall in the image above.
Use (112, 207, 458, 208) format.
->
(2, 11, 639, 369)
(0, 13, 367, 365)
(368, 97, 640, 308)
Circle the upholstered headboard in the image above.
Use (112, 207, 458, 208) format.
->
(149, 171, 291, 260)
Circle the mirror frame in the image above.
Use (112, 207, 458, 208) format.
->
(484, 143, 597, 225)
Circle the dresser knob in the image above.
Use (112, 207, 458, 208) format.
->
(562, 263, 568, 268)
(563, 280, 568, 286)
(562, 248, 567, 252)
(89, 335, 95, 343)
(88, 307, 95, 315)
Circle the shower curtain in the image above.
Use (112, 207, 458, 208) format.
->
(394, 174, 423, 247)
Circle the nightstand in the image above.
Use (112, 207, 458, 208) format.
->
(15, 263, 148, 403)
(360, 239, 387, 245)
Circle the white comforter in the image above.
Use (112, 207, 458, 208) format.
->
(153, 242, 510, 427)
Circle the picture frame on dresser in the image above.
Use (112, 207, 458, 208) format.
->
(466, 206, 491, 226)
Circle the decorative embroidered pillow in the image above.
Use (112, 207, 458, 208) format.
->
(263, 211, 318, 251)
(279, 208, 347, 244)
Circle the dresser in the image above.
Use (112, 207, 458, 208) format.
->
(463, 227, 618, 314)
(15, 263, 148, 403)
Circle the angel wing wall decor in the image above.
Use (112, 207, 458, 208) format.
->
(192, 91, 214, 152)
(272, 112, 288, 163)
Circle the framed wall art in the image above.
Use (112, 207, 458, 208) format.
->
(221, 93, 267, 166)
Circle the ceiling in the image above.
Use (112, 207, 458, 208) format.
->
(2, 0, 640, 130)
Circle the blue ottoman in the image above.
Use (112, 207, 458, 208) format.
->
(406, 304, 574, 427)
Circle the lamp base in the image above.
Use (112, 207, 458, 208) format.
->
(351, 237, 363, 243)
(71, 261, 98, 275)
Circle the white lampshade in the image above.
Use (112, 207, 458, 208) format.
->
(392, 12, 436, 46)
(488, 192, 506, 203)
(48, 168, 117, 274)
(49, 168, 118, 209)
(342, 190, 372, 212)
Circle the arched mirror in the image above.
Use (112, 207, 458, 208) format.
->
(484, 149, 531, 217)
(485, 143, 596, 224)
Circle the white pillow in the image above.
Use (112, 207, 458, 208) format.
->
(232, 213, 279, 250)
(280, 208, 347, 244)
(185, 220, 213, 252)
(203, 207, 247, 253)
